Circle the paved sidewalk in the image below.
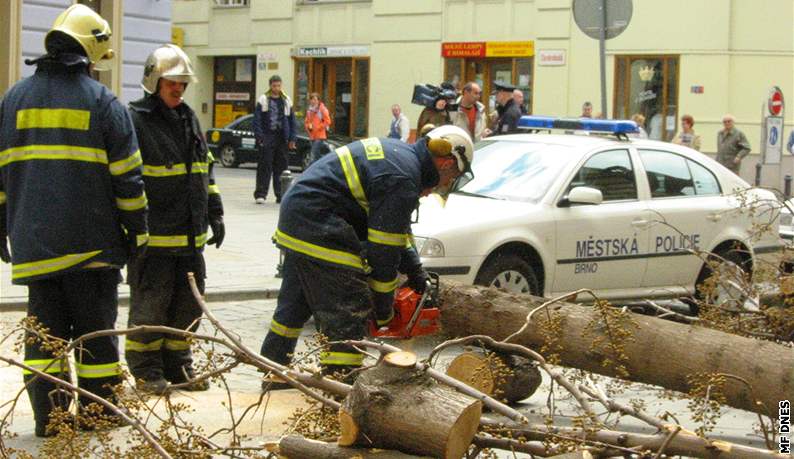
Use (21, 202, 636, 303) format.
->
(0, 167, 282, 309)
(0, 299, 314, 453)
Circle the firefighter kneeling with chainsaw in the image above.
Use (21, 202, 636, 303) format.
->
(260, 125, 474, 389)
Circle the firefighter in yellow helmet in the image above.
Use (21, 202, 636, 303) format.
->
(0, 4, 147, 437)
(259, 126, 473, 389)
(124, 44, 225, 395)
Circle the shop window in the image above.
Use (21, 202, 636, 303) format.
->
(614, 55, 679, 141)
(293, 57, 369, 138)
(213, 56, 255, 127)
(444, 57, 533, 114)
(353, 58, 369, 138)
(445, 59, 463, 90)
(294, 59, 311, 119)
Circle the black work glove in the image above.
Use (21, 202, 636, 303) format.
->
(128, 232, 148, 259)
(405, 268, 429, 294)
(372, 292, 396, 327)
(0, 237, 10, 263)
(206, 217, 225, 248)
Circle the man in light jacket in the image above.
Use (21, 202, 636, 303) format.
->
(253, 75, 296, 204)
(449, 82, 489, 142)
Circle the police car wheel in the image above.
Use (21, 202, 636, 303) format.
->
(220, 145, 239, 168)
(690, 249, 750, 316)
(475, 254, 539, 296)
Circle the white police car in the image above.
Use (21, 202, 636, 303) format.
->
(412, 116, 782, 302)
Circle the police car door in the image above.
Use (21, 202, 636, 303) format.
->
(552, 148, 651, 297)
(235, 116, 257, 153)
(637, 149, 724, 293)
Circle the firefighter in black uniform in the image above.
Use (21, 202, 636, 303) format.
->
(0, 5, 147, 437)
(125, 45, 225, 395)
(493, 81, 523, 136)
(259, 125, 474, 387)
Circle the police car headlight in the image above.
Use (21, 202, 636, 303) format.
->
(414, 237, 445, 258)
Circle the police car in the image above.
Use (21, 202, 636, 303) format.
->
(412, 116, 783, 303)
(205, 114, 350, 170)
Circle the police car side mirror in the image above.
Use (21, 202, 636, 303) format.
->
(559, 186, 603, 207)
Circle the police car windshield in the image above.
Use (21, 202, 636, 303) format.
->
(456, 140, 575, 203)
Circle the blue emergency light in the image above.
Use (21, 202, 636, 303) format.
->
(517, 115, 639, 135)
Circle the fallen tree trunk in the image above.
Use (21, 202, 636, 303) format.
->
(272, 435, 431, 458)
(446, 351, 542, 403)
(481, 418, 787, 459)
(439, 282, 794, 416)
(339, 351, 482, 459)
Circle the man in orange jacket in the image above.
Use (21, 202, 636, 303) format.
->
(305, 93, 331, 165)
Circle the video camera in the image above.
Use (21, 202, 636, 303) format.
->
(411, 83, 458, 110)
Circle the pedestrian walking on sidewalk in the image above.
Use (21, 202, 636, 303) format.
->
(716, 114, 751, 175)
(0, 4, 147, 437)
(305, 92, 331, 164)
(671, 114, 702, 151)
(387, 104, 410, 142)
(125, 44, 225, 395)
(253, 75, 297, 204)
(259, 126, 474, 389)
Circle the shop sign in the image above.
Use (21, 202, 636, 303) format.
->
(485, 41, 534, 57)
(295, 45, 369, 57)
(442, 41, 534, 58)
(442, 42, 486, 58)
(216, 92, 251, 102)
(538, 49, 566, 66)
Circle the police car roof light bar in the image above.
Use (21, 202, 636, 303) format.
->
(517, 116, 639, 137)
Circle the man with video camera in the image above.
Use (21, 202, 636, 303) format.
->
(413, 83, 456, 136)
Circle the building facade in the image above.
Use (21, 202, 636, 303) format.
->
(1, 0, 172, 105)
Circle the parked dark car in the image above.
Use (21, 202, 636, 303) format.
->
(206, 114, 352, 170)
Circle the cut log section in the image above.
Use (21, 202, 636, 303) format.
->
(438, 282, 794, 416)
(339, 351, 482, 459)
(446, 351, 542, 403)
(273, 435, 431, 459)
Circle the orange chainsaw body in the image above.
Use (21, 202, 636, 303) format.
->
(369, 285, 440, 339)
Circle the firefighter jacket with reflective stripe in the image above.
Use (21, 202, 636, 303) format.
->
(0, 56, 147, 285)
(128, 95, 223, 256)
(274, 137, 439, 313)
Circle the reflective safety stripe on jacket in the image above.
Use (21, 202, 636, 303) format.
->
(319, 351, 364, 367)
(128, 95, 223, 257)
(274, 137, 438, 302)
(0, 60, 147, 284)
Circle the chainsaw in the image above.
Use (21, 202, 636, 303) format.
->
(368, 272, 441, 339)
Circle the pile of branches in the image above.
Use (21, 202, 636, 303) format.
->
(0, 273, 787, 458)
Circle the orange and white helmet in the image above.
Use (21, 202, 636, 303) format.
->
(426, 125, 474, 174)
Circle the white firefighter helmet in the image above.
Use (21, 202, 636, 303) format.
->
(45, 4, 114, 65)
(141, 44, 197, 94)
(425, 125, 474, 174)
